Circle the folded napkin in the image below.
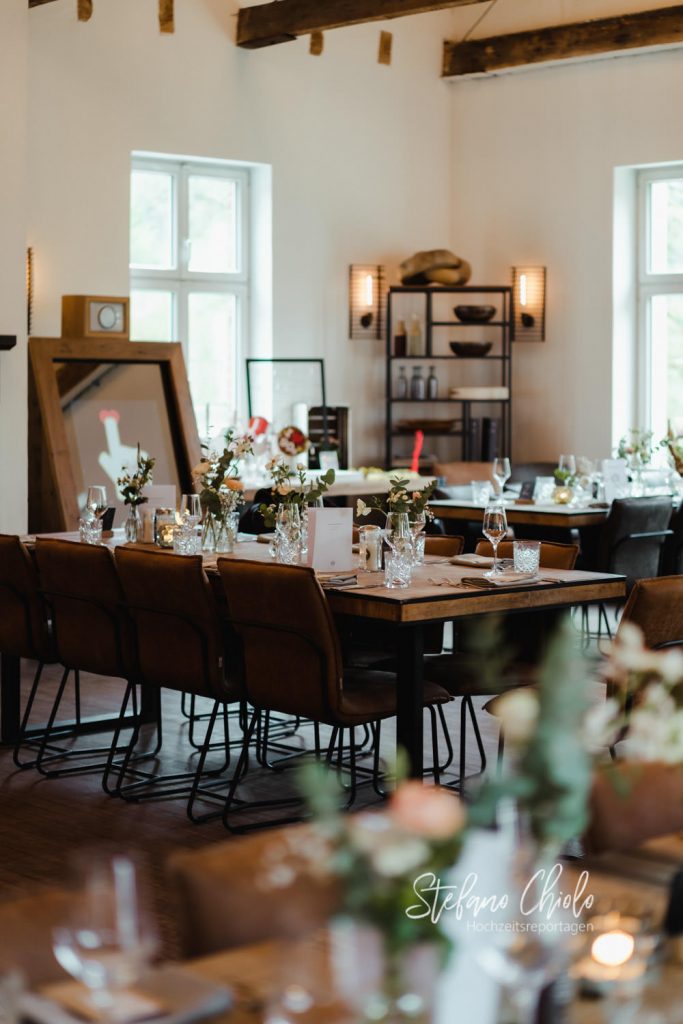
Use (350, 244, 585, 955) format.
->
(460, 572, 539, 589)
(22, 966, 232, 1024)
(450, 554, 493, 568)
(316, 571, 358, 589)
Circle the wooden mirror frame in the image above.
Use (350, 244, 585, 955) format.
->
(28, 337, 202, 532)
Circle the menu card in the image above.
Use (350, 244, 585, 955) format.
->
(306, 507, 354, 571)
(601, 459, 628, 503)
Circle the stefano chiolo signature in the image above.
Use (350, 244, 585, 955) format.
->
(406, 863, 594, 924)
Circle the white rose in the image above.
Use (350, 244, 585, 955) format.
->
(582, 698, 621, 753)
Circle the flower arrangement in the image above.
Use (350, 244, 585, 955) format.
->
(278, 425, 309, 457)
(192, 429, 253, 518)
(258, 457, 335, 528)
(469, 618, 593, 857)
(616, 428, 657, 465)
(583, 622, 683, 764)
(116, 444, 155, 507)
(356, 476, 436, 521)
(263, 768, 465, 961)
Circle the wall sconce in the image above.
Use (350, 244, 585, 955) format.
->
(349, 264, 386, 340)
(512, 265, 546, 341)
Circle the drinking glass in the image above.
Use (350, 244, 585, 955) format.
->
(558, 454, 576, 478)
(383, 551, 412, 589)
(513, 540, 541, 576)
(471, 480, 492, 504)
(86, 486, 107, 522)
(52, 852, 158, 1022)
(178, 494, 202, 553)
(275, 504, 302, 565)
(492, 458, 511, 496)
(79, 516, 103, 545)
(482, 503, 507, 575)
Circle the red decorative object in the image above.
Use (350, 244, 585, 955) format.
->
(278, 425, 309, 456)
(410, 430, 424, 474)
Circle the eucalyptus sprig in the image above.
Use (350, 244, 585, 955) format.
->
(117, 444, 155, 508)
(192, 428, 253, 517)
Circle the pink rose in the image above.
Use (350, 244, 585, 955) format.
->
(389, 781, 465, 839)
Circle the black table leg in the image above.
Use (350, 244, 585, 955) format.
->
(0, 653, 21, 745)
(395, 623, 425, 779)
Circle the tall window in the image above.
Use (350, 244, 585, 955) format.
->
(129, 156, 249, 438)
(637, 167, 683, 438)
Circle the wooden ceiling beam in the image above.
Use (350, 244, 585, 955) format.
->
(237, 0, 487, 50)
(29, 0, 59, 7)
(443, 5, 683, 78)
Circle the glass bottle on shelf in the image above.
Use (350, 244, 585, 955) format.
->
(394, 319, 407, 357)
(410, 367, 426, 400)
(408, 314, 424, 357)
(396, 366, 408, 399)
(427, 366, 438, 399)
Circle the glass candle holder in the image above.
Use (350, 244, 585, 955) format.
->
(154, 508, 176, 549)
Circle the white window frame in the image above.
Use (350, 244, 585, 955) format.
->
(636, 165, 683, 433)
(129, 155, 251, 425)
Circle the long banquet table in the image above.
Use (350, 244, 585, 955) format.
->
(431, 497, 611, 530)
(2, 532, 626, 777)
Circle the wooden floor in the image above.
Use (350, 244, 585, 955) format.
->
(0, 659, 502, 955)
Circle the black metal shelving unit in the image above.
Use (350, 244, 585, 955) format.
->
(384, 284, 513, 469)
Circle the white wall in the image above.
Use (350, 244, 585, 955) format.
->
(27, 0, 456, 470)
(447, 0, 683, 462)
(0, 0, 28, 533)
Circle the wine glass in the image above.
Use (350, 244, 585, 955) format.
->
(409, 511, 427, 565)
(179, 493, 202, 524)
(492, 458, 511, 497)
(482, 503, 508, 576)
(558, 454, 576, 478)
(52, 851, 158, 1021)
(383, 512, 413, 558)
(86, 486, 107, 521)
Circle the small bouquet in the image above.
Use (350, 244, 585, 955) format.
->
(117, 444, 155, 507)
(258, 457, 335, 528)
(261, 769, 465, 962)
(616, 428, 657, 465)
(278, 425, 309, 457)
(356, 475, 436, 521)
(583, 622, 683, 764)
(192, 429, 253, 518)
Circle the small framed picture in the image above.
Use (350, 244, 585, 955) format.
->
(319, 450, 340, 472)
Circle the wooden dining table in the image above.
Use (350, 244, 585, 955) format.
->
(3, 532, 626, 778)
(174, 831, 683, 1024)
(431, 497, 611, 531)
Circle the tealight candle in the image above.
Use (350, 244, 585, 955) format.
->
(591, 930, 636, 969)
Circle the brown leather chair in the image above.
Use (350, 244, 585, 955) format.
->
(432, 461, 493, 486)
(474, 539, 579, 570)
(216, 559, 452, 829)
(16, 538, 135, 776)
(168, 825, 339, 957)
(112, 547, 242, 817)
(425, 535, 465, 558)
(0, 535, 56, 756)
(618, 575, 683, 650)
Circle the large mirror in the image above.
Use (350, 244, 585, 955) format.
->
(29, 338, 201, 532)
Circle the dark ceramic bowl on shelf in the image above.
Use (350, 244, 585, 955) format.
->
(449, 341, 493, 357)
(453, 304, 496, 323)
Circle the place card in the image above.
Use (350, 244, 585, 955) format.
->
(306, 507, 353, 572)
(601, 459, 628, 503)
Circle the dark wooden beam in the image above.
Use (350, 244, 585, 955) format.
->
(443, 5, 683, 78)
(237, 0, 487, 50)
(28, 0, 59, 7)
